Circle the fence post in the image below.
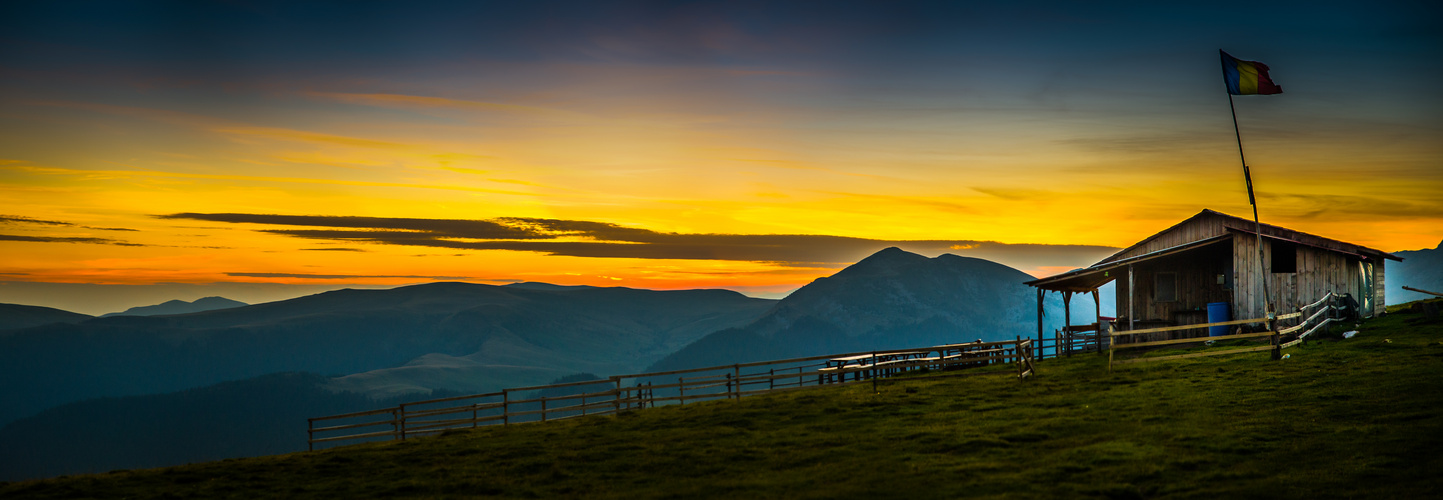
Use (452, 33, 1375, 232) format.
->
(733, 364, 741, 400)
(612, 377, 622, 414)
(397, 403, 407, 441)
(307, 418, 314, 452)
(769, 368, 775, 390)
(1272, 330, 1281, 360)
(679, 377, 685, 405)
(502, 389, 509, 426)
(725, 373, 733, 400)
(1269, 316, 1280, 361)
(1015, 336, 1023, 379)
(1108, 332, 1114, 372)
(392, 407, 402, 441)
(870, 351, 878, 393)
(1029, 340, 1035, 375)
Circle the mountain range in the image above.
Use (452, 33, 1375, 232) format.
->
(0, 283, 774, 429)
(98, 296, 248, 318)
(1388, 240, 1443, 304)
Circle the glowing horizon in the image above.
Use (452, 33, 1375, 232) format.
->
(2, 2, 1439, 306)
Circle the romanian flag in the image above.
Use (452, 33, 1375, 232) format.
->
(1220, 50, 1282, 95)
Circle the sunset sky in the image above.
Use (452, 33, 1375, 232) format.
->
(2, 1, 1440, 314)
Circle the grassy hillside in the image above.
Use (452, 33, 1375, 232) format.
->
(0, 373, 471, 481)
(4, 307, 1440, 499)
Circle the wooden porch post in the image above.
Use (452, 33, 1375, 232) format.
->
(1092, 289, 1102, 354)
(1036, 288, 1044, 357)
(1062, 291, 1073, 357)
(1128, 264, 1136, 332)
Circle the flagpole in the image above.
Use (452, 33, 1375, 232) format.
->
(1227, 92, 1273, 320)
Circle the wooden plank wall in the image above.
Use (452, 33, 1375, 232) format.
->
(1233, 235, 1264, 321)
(1234, 236, 1368, 319)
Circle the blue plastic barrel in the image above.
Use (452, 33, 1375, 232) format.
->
(1207, 302, 1230, 336)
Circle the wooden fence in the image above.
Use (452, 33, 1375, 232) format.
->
(1277, 292, 1348, 349)
(1108, 292, 1347, 369)
(308, 338, 1038, 450)
(308, 296, 1348, 451)
(1056, 323, 1108, 357)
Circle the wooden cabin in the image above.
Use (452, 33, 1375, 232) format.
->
(1026, 209, 1400, 346)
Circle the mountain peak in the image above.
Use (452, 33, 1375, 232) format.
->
(646, 248, 1061, 373)
(868, 246, 917, 259)
(832, 247, 930, 278)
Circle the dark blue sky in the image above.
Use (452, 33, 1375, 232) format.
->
(1, 1, 1440, 312)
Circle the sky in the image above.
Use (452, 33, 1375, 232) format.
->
(2, 1, 1440, 314)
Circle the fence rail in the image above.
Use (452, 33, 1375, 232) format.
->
(1277, 292, 1347, 349)
(308, 338, 1041, 450)
(1107, 292, 1347, 368)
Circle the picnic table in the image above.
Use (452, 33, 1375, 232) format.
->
(933, 343, 1005, 363)
(818, 353, 899, 383)
(818, 343, 1008, 383)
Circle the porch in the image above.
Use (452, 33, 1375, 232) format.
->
(1027, 235, 1238, 353)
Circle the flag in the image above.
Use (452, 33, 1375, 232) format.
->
(1220, 50, 1282, 95)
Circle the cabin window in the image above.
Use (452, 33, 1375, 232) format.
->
(1271, 241, 1298, 274)
(1155, 272, 1177, 302)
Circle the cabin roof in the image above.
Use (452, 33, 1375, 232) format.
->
(1097, 209, 1400, 265)
(1025, 209, 1401, 292)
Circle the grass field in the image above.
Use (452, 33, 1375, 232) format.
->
(4, 303, 1441, 499)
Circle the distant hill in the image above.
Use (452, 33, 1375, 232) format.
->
(99, 296, 248, 318)
(502, 282, 598, 291)
(0, 303, 91, 331)
(1388, 240, 1443, 304)
(647, 248, 1076, 373)
(0, 282, 775, 426)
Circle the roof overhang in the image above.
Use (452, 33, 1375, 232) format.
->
(1025, 234, 1232, 293)
(1225, 227, 1402, 262)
